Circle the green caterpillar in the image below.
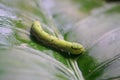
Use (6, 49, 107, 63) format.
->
(31, 21, 85, 55)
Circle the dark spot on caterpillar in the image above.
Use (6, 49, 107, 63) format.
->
(50, 39, 54, 42)
(71, 46, 80, 50)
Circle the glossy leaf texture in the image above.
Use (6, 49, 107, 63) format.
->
(0, 0, 120, 80)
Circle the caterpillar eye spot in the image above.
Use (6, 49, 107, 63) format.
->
(71, 46, 80, 50)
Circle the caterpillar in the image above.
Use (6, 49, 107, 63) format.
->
(30, 21, 85, 55)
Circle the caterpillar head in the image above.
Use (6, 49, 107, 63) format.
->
(70, 43, 85, 54)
